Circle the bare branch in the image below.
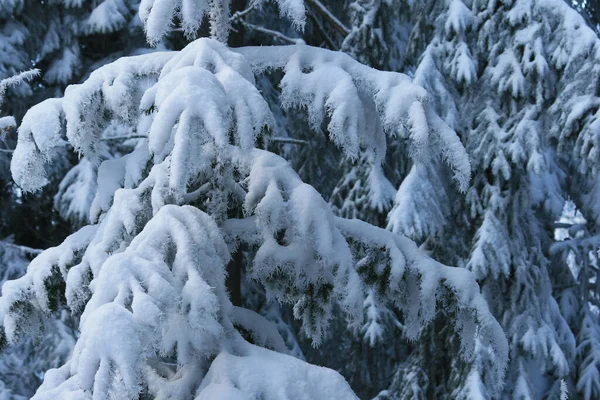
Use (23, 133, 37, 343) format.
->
(241, 22, 305, 45)
(101, 135, 148, 141)
(305, 0, 350, 37)
(270, 136, 308, 145)
(307, 11, 337, 50)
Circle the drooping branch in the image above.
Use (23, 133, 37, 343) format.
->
(334, 216, 508, 388)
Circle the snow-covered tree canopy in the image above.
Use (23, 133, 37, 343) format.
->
(0, 6, 510, 396)
(370, 0, 600, 398)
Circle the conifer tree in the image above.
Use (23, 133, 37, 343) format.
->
(7, 0, 600, 398)
(0, 2, 510, 398)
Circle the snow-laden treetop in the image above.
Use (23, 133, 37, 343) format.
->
(1, 5, 506, 398)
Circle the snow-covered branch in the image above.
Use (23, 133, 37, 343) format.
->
(0, 70, 40, 110)
(0, 242, 43, 256)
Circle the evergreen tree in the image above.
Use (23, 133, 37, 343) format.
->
(5, 0, 600, 398)
(0, 3, 510, 397)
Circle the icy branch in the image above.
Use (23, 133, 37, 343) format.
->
(0, 70, 40, 111)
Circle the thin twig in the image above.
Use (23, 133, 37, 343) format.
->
(241, 22, 305, 45)
(271, 136, 308, 145)
(101, 135, 148, 141)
